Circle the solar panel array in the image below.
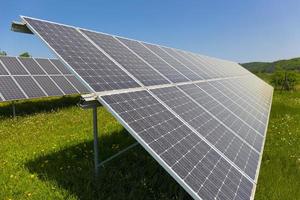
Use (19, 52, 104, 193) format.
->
(21, 16, 273, 200)
(0, 56, 90, 102)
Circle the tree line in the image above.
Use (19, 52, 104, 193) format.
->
(0, 50, 31, 57)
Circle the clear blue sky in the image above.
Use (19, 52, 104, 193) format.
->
(1, 0, 300, 63)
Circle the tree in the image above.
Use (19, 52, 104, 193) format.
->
(271, 70, 297, 91)
(19, 52, 31, 58)
(0, 51, 7, 56)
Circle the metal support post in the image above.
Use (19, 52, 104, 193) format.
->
(93, 106, 100, 177)
(12, 101, 16, 118)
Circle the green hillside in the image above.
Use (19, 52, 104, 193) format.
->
(241, 57, 300, 73)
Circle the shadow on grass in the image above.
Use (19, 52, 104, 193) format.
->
(0, 95, 84, 118)
(25, 129, 192, 200)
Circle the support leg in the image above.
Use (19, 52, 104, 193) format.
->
(93, 106, 100, 177)
(12, 101, 16, 118)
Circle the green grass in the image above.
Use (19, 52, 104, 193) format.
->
(0, 96, 190, 200)
(0, 86, 300, 199)
(255, 90, 300, 200)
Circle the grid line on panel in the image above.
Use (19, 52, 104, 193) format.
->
(16, 57, 49, 97)
(199, 81, 266, 135)
(79, 29, 170, 86)
(100, 90, 254, 200)
(148, 90, 254, 183)
(32, 58, 67, 95)
(22, 16, 140, 92)
(158, 46, 204, 80)
(142, 42, 201, 81)
(160, 47, 213, 80)
(180, 51, 225, 78)
(215, 79, 269, 118)
(49, 59, 72, 74)
(222, 78, 269, 113)
(35, 58, 62, 75)
(117, 37, 190, 83)
(50, 76, 78, 95)
(177, 84, 262, 154)
(0, 76, 27, 101)
(14, 76, 47, 98)
(0, 58, 29, 99)
(33, 76, 64, 96)
(140, 42, 193, 82)
(151, 86, 260, 180)
(18, 57, 46, 75)
(193, 82, 265, 142)
(114, 36, 173, 84)
(0, 56, 28, 75)
(209, 80, 268, 133)
(0, 59, 9, 75)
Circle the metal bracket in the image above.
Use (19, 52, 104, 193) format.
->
(79, 94, 139, 177)
(97, 142, 139, 168)
(11, 21, 33, 34)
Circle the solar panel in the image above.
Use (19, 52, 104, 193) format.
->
(142, 43, 201, 81)
(151, 86, 259, 180)
(21, 17, 140, 92)
(18, 57, 46, 75)
(48, 76, 78, 94)
(116, 37, 189, 83)
(160, 47, 212, 79)
(0, 76, 26, 101)
(80, 29, 170, 86)
(0, 59, 9, 75)
(35, 58, 61, 74)
(33, 76, 64, 96)
(179, 83, 264, 152)
(14, 76, 46, 98)
(0, 56, 89, 102)
(50, 59, 72, 74)
(20, 16, 273, 200)
(0, 56, 28, 75)
(100, 90, 254, 200)
(65, 76, 90, 94)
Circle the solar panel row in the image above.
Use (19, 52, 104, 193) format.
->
(23, 16, 251, 93)
(0, 56, 90, 101)
(21, 16, 273, 200)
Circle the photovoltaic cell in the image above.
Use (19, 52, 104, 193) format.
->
(117, 37, 189, 83)
(198, 81, 265, 135)
(35, 58, 61, 74)
(65, 76, 90, 93)
(0, 76, 26, 100)
(0, 56, 28, 75)
(50, 59, 72, 74)
(160, 47, 212, 79)
(179, 83, 264, 152)
(0, 60, 9, 75)
(181, 52, 225, 78)
(50, 76, 78, 94)
(151, 86, 259, 180)
(33, 76, 64, 96)
(14, 76, 46, 98)
(22, 17, 140, 92)
(18, 57, 46, 75)
(80, 29, 170, 86)
(209, 80, 267, 133)
(142, 43, 201, 81)
(0, 56, 89, 101)
(100, 90, 254, 200)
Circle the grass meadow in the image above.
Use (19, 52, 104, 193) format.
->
(0, 79, 300, 199)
